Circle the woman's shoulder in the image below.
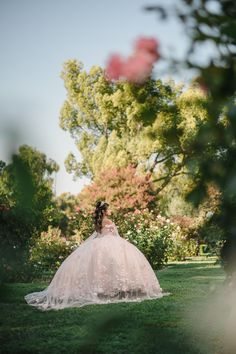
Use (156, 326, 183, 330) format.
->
(102, 218, 114, 226)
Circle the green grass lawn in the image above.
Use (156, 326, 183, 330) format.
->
(0, 260, 225, 354)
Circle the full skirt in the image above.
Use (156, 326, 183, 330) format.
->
(24, 232, 168, 311)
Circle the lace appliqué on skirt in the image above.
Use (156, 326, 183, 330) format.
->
(24, 227, 169, 311)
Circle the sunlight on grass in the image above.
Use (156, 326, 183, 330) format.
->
(0, 261, 226, 354)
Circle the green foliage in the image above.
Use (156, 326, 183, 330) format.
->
(0, 145, 59, 283)
(146, 0, 236, 274)
(114, 209, 198, 267)
(66, 208, 94, 242)
(0, 144, 59, 229)
(25, 202, 200, 275)
(198, 220, 224, 256)
(116, 209, 198, 265)
(158, 174, 199, 217)
(59, 60, 209, 198)
(168, 227, 198, 261)
(54, 192, 94, 238)
(124, 222, 173, 269)
(28, 226, 80, 276)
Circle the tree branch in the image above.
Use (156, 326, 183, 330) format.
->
(152, 161, 192, 195)
(148, 150, 183, 174)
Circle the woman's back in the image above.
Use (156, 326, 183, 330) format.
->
(98, 218, 119, 237)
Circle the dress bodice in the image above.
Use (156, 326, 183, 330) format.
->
(96, 221, 119, 237)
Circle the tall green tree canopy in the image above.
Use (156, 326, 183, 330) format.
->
(60, 60, 209, 194)
(0, 144, 59, 211)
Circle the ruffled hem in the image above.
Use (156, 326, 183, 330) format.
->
(24, 291, 170, 311)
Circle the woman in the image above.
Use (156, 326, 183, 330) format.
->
(24, 201, 169, 311)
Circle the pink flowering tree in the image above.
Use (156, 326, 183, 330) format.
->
(77, 164, 157, 215)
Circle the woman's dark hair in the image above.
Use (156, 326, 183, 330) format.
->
(94, 201, 109, 233)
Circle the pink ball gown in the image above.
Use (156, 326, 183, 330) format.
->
(24, 220, 168, 311)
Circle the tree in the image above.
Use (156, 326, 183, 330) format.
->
(0, 144, 59, 282)
(60, 60, 209, 195)
(145, 0, 236, 276)
(77, 164, 157, 214)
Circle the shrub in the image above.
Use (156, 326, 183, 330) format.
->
(198, 221, 224, 256)
(27, 209, 200, 277)
(124, 223, 174, 269)
(67, 209, 94, 241)
(114, 209, 174, 269)
(168, 226, 198, 261)
(28, 226, 80, 275)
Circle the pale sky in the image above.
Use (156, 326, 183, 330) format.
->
(0, 0, 215, 196)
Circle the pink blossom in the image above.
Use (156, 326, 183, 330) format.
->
(105, 36, 160, 84)
(122, 51, 154, 84)
(75, 205, 81, 212)
(134, 37, 160, 61)
(105, 54, 124, 81)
